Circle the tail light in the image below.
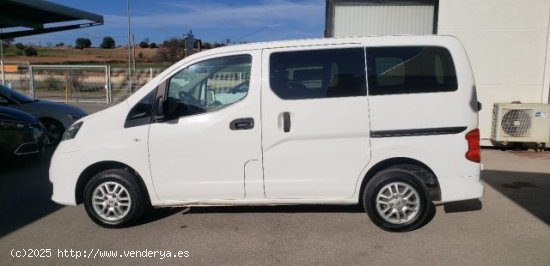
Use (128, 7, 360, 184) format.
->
(465, 129, 480, 163)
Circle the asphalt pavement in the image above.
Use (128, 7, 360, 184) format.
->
(1, 104, 549, 265)
(1, 148, 549, 265)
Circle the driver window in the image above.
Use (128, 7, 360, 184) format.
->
(167, 54, 252, 116)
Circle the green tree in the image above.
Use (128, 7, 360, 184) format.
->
(100, 36, 115, 49)
(1, 38, 14, 47)
(153, 38, 185, 63)
(14, 42, 25, 50)
(23, 46, 38, 56)
(138, 41, 149, 48)
(75, 38, 92, 49)
(149, 42, 157, 48)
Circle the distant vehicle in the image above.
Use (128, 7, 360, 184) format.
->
(0, 85, 87, 144)
(50, 36, 483, 231)
(0, 106, 46, 159)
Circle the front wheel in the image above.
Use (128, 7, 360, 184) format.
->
(363, 167, 433, 232)
(83, 169, 146, 228)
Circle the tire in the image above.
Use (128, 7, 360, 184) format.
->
(363, 166, 433, 232)
(40, 118, 64, 145)
(83, 169, 146, 228)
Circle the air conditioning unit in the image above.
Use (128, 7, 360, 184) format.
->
(491, 103, 550, 148)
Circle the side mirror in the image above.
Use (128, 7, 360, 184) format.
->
(162, 97, 181, 121)
(153, 96, 181, 122)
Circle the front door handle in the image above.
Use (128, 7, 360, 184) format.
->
(230, 118, 254, 130)
(282, 112, 291, 132)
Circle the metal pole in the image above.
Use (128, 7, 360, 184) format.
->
(107, 65, 112, 104)
(1, 36, 5, 86)
(127, 0, 132, 94)
(104, 65, 109, 104)
(149, 67, 153, 80)
(29, 66, 35, 99)
(132, 34, 136, 74)
(69, 67, 74, 102)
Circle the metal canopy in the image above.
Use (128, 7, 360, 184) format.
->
(0, 0, 104, 39)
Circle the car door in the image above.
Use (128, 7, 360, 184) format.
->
(261, 45, 371, 199)
(148, 51, 262, 202)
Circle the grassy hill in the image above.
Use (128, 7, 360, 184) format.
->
(2, 46, 168, 68)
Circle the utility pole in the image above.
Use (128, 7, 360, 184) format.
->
(1, 28, 5, 86)
(127, 0, 132, 93)
(132, 34, 136, 74)
(1, 38, 5, 86)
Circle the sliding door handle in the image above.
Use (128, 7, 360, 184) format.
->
(282, 112, 291, 132)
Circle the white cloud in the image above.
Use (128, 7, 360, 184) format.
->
(15, 0, 325, 44)
(104, 0, 324, 32)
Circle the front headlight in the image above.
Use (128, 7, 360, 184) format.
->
(67, 113, 87, 120)
(30, 125, 43, 140)
(62, 121, 83, 141)
(0, 120, 28, 130)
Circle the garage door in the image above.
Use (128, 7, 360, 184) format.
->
(330, 1, 436, 37)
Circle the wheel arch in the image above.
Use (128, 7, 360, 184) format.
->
(75, 161, 151, 205)
(39, 116, 65, 127)
(359, 157, 441, 203)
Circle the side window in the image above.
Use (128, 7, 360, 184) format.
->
(366, 46, 458, 95)
(269, 48, 366, 99)
(167, 55, 252, 116)
(125, 89, 157, 128)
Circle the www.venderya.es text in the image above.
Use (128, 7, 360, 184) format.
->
(10, 248, 190, 260)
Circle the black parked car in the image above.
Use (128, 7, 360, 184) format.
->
(0, 106, 47, 160)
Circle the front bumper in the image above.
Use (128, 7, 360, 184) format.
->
(49, 142, 83, 206)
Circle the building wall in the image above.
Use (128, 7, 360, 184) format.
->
(437, 0, 550, 144)
(326, 0, 550, 144)
(333, 4, 434, 36)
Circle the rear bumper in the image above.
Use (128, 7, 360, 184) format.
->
(439, 172, 484, 203)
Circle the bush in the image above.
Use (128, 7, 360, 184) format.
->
(40, 76, 64, 91)
(14, 42, 25, 50)
(100, 36, 115, 49)
(149, 42, 157, 48)
(75, 38, 92, 49)
(139, 41, 149, 48)
(23, 46, 38, 56)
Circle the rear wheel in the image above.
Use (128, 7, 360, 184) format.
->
(363, 166, 433, 232)
(83, 169, 146, 228)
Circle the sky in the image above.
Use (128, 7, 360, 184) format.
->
(13, 0, 326, 47)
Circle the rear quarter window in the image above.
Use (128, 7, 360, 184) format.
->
(366, 46, 457, 95)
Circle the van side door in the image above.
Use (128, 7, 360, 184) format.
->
(261, 45, 371, 199)
(148, 51, 262, 202)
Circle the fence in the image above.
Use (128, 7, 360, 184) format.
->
(110, 67, 163, 103)
(1, 61, 165, 104)
(1, 61, 31, 96)
(30, 65, 110, 103)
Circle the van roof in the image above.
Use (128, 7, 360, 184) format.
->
(192, 35, 458, 57)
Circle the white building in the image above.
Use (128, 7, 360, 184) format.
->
(325, 0, 550, 145)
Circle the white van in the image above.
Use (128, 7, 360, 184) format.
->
(50, 36, 483, 231)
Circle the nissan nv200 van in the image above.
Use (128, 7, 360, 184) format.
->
(50, 36, 483, 231)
